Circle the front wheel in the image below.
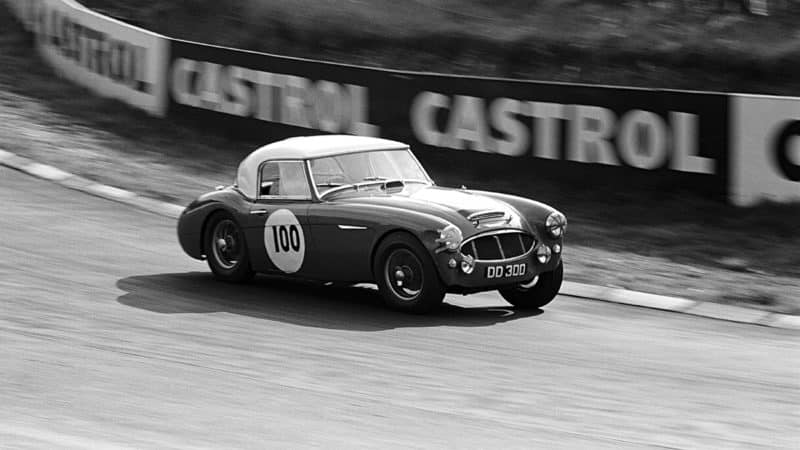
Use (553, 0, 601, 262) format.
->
(204, 212, 255, 283)
(374, 233, 446, 314)
(499, 262, 563, 309)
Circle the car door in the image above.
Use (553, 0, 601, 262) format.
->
(244, 160, 314, 276)
(305, 200, 377, 282)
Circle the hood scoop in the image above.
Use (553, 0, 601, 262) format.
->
(468, 210, 511, 229)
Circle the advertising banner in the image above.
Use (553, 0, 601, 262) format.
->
(167, 39, 730, 196)
(26, 0, 169, 116)
(731, 95, 800, 206)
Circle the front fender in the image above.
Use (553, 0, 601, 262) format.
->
(469, 190, 557, 222)
(468, 190, 564, 239)
(335, 203, 458, 282)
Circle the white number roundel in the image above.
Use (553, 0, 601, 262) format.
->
(263, 209, 305, 273)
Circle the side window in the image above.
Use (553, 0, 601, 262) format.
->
(260, 162, 280, 195)
(259, 161, 311, 199)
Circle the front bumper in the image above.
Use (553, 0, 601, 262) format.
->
(434, 247, 562, 294)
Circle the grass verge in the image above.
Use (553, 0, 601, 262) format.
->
(0, 9, 798, 313)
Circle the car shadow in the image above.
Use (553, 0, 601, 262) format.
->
(115, 272, 542, 331)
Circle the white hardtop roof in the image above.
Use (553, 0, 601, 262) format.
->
(236, 135, 409, 198)
(246, 135, 408, 162)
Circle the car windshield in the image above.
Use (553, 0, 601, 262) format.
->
(309, 149, 431, 196)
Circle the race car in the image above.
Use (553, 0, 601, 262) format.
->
(177, 135, 567, 313)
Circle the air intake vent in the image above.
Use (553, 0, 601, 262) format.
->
(383, 180, 405, 194)
(467, 210, 510, 228)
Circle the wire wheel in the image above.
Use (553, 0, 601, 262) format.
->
(210, 218, 242, 270)
(373, 232, 446, 313)
(204, 212, 254, 283)
(384, 248, 424, 301)
(499, 262, 563, 309)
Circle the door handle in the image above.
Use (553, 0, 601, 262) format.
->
(250, 209, 269, 215)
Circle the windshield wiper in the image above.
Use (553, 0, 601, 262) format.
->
(321, 177, 416, 200)
(319, 183, 357, 199)
(402, 179, 432, 184)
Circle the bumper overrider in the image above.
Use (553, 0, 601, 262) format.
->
(434, 228, 564, 294)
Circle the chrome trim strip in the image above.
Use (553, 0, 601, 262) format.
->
(306, 159, 322, 201)
(337, 225, 368, 230)
(250, 209, 268, 215)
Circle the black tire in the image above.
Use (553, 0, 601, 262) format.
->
(373, 232, 446, 314)
(204, 211, 255, 283)
(499, 261, 563, 309)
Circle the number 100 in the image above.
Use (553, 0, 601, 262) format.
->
(272, 224, 301, 253)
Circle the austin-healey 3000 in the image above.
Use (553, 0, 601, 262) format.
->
(177, 135, 567, 313)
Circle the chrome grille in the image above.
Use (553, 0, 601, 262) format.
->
(460, 231, 535, 261)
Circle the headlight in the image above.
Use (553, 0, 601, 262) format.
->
(535, 245, 552, 264)
(546, 212, 567, 238)
(436, 224, 463, 252)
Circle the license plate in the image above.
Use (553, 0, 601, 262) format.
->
(485, 263, 527, 279)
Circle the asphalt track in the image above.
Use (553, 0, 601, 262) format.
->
(1, 166, 798, 449)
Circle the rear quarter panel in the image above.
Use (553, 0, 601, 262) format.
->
(177, 189, 251, 260)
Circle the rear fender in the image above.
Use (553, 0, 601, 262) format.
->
(177, 189, 250, 259)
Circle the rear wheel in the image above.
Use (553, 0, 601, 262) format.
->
(205, 212, 255, 283)
(499, 262, 563, 309)
(374, 233, 445, 314)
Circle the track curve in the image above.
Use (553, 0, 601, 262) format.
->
(1, 166, 797, 449)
